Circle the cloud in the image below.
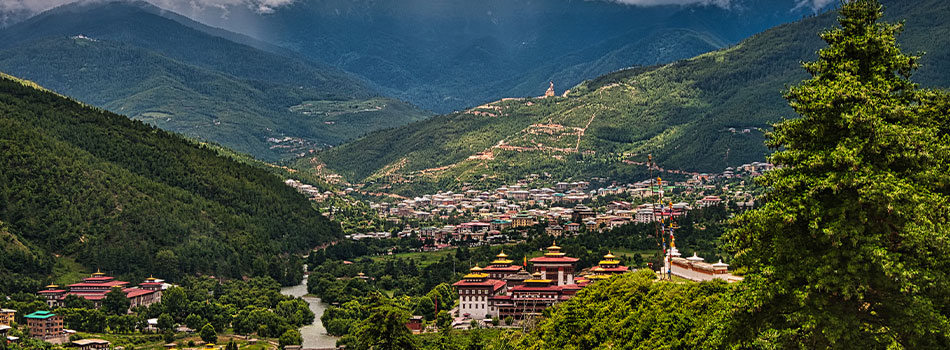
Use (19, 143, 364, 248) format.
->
(0, 0, 296, 16)
(607, 0, 733, 8)
(794, 0, 835, 11)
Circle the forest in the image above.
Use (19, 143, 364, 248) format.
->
(0, 73, 341, 293)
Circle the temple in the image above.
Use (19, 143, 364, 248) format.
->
(37, 271, 166, 312)
(663, 247, 741, 282)
(454, 246, 629, 322)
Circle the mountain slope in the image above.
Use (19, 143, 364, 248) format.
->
(195, 0, 831, 113)
(316, 0, 950, 195)
(0, 1, 431, 161)
(0, 73, 341, 293)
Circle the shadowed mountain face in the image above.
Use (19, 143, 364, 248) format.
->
(0, 73, 343, 291)
(315, 0, 950, 196)
(191, 0, 830, 112)
(0, 1, 431, 161)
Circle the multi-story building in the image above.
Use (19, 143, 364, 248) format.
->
(0, 309, 15, 325)
(454, 246, 632, 323)
(452, 267, 506, 320)
(664, 247, 741, 282)
(24, 311, 63, 340)
(529, 244, 578, 286)
(37, 271, 165, 311)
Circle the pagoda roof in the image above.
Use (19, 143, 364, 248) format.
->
(530, 256, 579, 263)
(490, 259, 514, 265)
(68, 281, 128, 288)
(38, 289, 66, 294)
(484, 265, 522, 272)
(599, 260, 621, 265)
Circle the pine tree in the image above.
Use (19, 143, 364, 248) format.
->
(726, 0, 950, 348)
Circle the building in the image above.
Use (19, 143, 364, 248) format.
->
(664, 247, 741, 282)
(571, 205, 595, 223)
(72, 339, 110, 350)
(452, 266, 507, 320)
(0, 309, 14, 325)
(37, 271, 164, 311)
(511, 213, 536, 228)
(24, 311, 63, 340)
(529, 243, 579, 286)
(481, 252, 523, 279)
(455, 246, 629, 323)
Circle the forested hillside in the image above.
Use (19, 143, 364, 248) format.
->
(193, 0, 829, 112)
(0, 73, 341, 293)
(317, 0, 950, 196)
(0, 1, 430, 161)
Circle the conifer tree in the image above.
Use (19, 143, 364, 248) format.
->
(726, 0, 950, 348)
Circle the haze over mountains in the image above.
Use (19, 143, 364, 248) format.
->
(185, 0, 834, 112)
(0, 1, 430, 161)
(316, 0, 950, 196)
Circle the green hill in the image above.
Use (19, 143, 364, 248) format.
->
(316, 0, 950, 196)
(0, 73, 342, 293)
(0, 1, 431, 161)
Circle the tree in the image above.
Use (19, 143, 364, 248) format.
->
(157, 313, 175, 332)
(349, 297, 418, 350)
(279, 329, 303, 349)
(225, 340, 238, 350)
(162, 287, 188, 320)
(63, 294, 94, 309)
(101, 287, 130, 315)
(199, 323, 217, 344)
(436, 310, 452, 331)
(726, 0, 950, 348)
(185, 314, 206, 330)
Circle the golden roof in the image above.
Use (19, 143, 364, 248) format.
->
(491, 259, 514, 265)
(524, 279, 553, 283)
(532, 271, 542, 278)
(470, 265, 484, 272)
(45, 284, 59, 289)
(463, 273, 489, 279)
(92, 268, 105, 277)
(603, 251, 616, 259)
(599, 260, 620, 265)
(592, 267, 606, 272)
(588, 274, 611, 280)
(496, 251, 509, 258)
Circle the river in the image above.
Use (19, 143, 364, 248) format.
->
(279, 275, 338, 348)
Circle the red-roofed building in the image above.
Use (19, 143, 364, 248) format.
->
(452, 266, 507, 320)
(37, 272, 165, 312)
(529, 243, 578, 286)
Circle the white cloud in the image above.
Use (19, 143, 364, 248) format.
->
(794, 0, 835, 11)
(0, 0, 296, 16)
(607, 0, 733, 8)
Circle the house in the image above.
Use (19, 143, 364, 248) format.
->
(405, 316, 424, 333)
(24, 311, 63, 341)
(72, 339, 110, 350)
(0, 309, 14, 325)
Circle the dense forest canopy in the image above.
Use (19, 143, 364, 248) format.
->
(0, 73, 342, 293)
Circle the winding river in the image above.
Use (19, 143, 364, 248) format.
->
(280, 275, 338, 348)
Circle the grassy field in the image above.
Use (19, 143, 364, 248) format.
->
(75, 331, 277, 349)
(369, 248, 460, 268)
(52, 256, 88, 286)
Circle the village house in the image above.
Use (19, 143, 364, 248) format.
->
(0, 309, 14, 326)
(72, 339, 110, 350)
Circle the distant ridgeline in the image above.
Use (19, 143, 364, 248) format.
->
(0, 73, 342, 294)
(0, 1, 431, 162)
(317, 0, 950, 197)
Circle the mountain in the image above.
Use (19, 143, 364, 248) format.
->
(314, 0, 950, 196)
(0, 73, 342, 293)
(0, 1, 431, 161)
(191, 0, 831, 113)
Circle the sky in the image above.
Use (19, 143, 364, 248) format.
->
(0, 0, 835, 17)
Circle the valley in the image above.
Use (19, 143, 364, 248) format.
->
(0, 0, 948, 349)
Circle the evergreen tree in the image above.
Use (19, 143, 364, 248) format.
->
(726, 0, 950, 348)
(157, 313, 175, 332)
